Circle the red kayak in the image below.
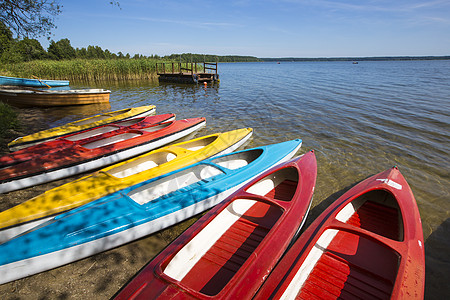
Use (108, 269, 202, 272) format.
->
(0, 117, 206, 193)
(115, 150, 317, 299)
(0, 114, 175, 167)
(255, 166, 425, 300)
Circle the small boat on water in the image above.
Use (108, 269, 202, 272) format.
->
(0, 139, 302, 285)
(0, 75, 69, 87)
(254, 166, 425, 300)
(8, 105, 156, 151)
(115, 150, 317, 299)
(0, 87, 111, 107)
(0, 128, 253, 243)
(0, 116, 206, 193)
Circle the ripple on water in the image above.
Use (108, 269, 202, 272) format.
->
(26, 60, 449, 298)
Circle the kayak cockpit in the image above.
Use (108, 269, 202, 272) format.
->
(159, 164, 300, 296)
(162, 198, 283, 296)
(112, 117, 146, 127)
(107, 151, 178, 178)
(64, 126, 120, 141)
(127, 164, 225, 205)
(246, 166, 299, 201)
(140, 122, 172, 132)
(102, 136, 219, 179)
(336, 189, 404, 241)
(288, 189, 403, 299)
(71, 109, 130, 125)
(179, 135, 217, 152)
(126, 149, 264, 205)
(210, 148, 262, 170)
(81, 132, 142, 149)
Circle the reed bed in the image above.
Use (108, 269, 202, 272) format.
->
(1, 59, 168, 82)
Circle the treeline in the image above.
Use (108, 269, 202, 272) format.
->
(0, 35, 163, 64)
(0, 23, 259, 64)
(261, 56, 450, 62)
(165, 53, 261, 63)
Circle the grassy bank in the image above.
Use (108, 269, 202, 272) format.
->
(0, 102, 19, 140)
(1, 59, 167, 82)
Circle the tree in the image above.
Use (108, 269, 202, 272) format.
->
(0, 0, 62, 38)
(104, 49, 112, 59)
(16, 37, 47, 60)
(48, 38, 76, 60)
(0, 22, 13, 56)
(86, 45, 105, 59)
(75, 47, 88, 59)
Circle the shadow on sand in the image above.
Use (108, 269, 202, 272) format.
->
(424, 217, 450, 299)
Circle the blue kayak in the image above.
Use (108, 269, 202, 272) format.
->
(0, 139, 302, 284)
(0, 75, 69, 87)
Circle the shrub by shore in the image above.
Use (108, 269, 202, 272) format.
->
(0, 102, 19, 153)
(0, 102, 18, 138)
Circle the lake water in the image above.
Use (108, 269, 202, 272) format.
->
(10, 61, 450, 298)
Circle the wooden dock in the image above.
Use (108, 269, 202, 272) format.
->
(156, 62, 219, 84)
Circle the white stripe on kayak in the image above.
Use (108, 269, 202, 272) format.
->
(163, 198, 257, 281)
(0, 121, 205, 193)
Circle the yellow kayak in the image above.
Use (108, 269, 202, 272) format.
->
(0, 128, 253, 242)
(7, 105, 156, 151)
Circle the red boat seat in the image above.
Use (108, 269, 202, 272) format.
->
(298, 200, 401, 299)
(178, 180, 297, 295)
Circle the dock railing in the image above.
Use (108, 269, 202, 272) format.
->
(156, 61, 219, 83)
(156, 62, 217, 75)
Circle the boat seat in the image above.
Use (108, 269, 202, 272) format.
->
(179, 200, 282, 296)
(173, 180, 297, 296)
(298, 201, 401, 299)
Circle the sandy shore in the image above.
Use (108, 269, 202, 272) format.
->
(0, 108, 197, 299)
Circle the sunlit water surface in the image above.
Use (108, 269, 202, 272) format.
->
(30, 61, 450, 298)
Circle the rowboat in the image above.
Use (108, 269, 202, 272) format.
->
(0, 114, 176, 167)
(8, 105, 156, 151)
(254, 166, 425, 300)
(0, 128, 253, 243)
(0, 75, 69, 87)
(115, 150, 317, 299)
(0, 116, 206, 193)
(0, 139, 302, 284)
(0, 88, 111, 107)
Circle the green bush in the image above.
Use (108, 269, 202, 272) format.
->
(0, 102, 19, 138)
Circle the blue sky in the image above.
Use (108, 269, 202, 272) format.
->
(39, 0, 450, 58)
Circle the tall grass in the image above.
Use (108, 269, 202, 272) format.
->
(1, 59, 166, 82)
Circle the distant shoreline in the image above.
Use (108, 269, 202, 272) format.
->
(260, 56, 450, 62)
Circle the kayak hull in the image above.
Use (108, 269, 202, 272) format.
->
(8, 105, 156, 151)
(0, 75, 69, 87)
(254, 167, 425, 300)
(0, 140, 302, 284)
(0, 128, 254, 243)
(0, 117, 205, 193)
